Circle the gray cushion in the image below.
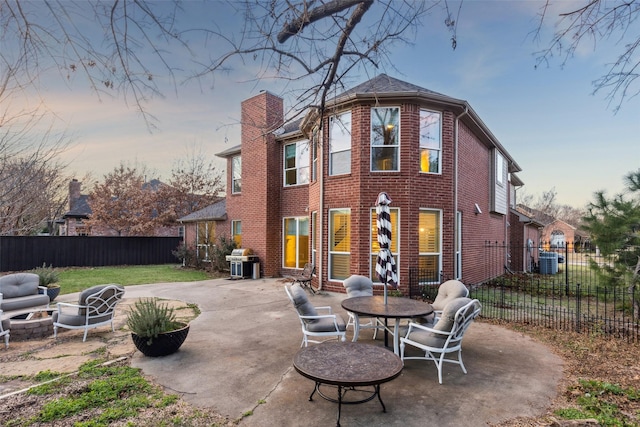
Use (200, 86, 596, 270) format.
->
(343, 275, 374, 297)
(78, 284, 124, 315)
(432, 280, 468, 311)
(407, 297, 473, 348)
(0, 273, 40, 299)
(306, 314, 347, 332)
(0, 294, 50, 312)
(289, 284, 318, 322)
(53, 311, 112, 326)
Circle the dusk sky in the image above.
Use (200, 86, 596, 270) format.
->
(14, 1, 639, 209)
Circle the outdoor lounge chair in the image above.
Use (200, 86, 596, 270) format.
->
(0, 294, 9, 349)
(400, 297, 481, 384)
(416, 279, 469, 325)
(285, 263, 316, 293)
(53, 284, 125, 342)
(342, 275, 381, 341)
(284, 283, 346, 347)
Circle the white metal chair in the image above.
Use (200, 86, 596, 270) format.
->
(53, 284, 125, 342)
(284, 284, 346, 347)
(0, 293, 9, 349)
(400, 297, 481, 384)
(343, 275, 381, 341)
(417, 279, 469, 325)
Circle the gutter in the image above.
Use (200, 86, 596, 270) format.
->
(454, 105, 469, 280)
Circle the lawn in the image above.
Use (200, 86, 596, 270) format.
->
(56, 264, 214, 294)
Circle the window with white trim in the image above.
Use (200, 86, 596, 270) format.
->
(371, 107, 399, 171)
(418, 209, 442, 284)
(419, 109, 442, 174)
(231, 220, 242, 247)
(284, 140, 310, 186)
(329, 111, 351, 175)
(329, 209, 350, 281)
(231, 155, 241, 194)
(283, 217, 309, 269)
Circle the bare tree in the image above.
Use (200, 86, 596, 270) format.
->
(155, 144, 225, 225)
(534, 0, 640, 112)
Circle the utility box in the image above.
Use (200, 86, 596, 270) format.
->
(539, 251, 558, 275)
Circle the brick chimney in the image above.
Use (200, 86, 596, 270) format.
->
(69, 179, 81, 210)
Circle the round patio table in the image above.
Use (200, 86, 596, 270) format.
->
(293, 341, 403, 427)
(341, 296, 433, 354)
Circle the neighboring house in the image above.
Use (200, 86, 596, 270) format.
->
(61, 179, 181, 237)
(216, 74, 525, 292)
(541, 218, 578, 251)
(178, 199, 228, 261)
(510, 203, 544, 273)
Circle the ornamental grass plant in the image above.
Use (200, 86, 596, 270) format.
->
(126, 298, 183, 345)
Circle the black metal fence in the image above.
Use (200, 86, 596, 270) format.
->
(0, 236, 182, 272)
(409, 242, 640, 343)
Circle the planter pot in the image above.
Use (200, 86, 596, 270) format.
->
(39, 286, 61, 302)
(131, 323, 190, 357)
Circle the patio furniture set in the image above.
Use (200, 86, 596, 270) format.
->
(285, 276, 481, 426)
(0, 273, 124, 347)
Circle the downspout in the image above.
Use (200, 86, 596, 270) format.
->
(454, 105, 469, 280)
(318, 125, 324, 291)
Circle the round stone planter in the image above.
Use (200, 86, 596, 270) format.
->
(131, 323, 190, 357)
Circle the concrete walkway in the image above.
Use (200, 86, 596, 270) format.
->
(1, 277, 564, 426)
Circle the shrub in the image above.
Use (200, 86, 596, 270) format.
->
(33, 263, 60, 287)
(126, 298, 182, 345)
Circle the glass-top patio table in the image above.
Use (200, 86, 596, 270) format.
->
(341, 296, 433, 354)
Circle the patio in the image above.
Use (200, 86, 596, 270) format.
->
(0, 277, 563, 426)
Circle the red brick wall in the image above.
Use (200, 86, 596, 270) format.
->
(227, 92, 284, 277)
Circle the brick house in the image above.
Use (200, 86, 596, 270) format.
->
(214, 74, 524, 292)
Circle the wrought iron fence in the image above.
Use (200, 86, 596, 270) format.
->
(408, 242, 640, 343)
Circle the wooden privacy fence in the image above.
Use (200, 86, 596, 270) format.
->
(0, 236, 182, 272)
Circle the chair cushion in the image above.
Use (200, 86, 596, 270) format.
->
(53, 312, 112, 326)
(289, 284, 318, 321)
(343, 275, 374, 297)
(78, 284, 124, 315)
(0, 294, 50, 312)
(0, 273, 40, 298)
(306, 313, 347, 332)
(407, 297, 472, 348)
(432, 280, 468, 311)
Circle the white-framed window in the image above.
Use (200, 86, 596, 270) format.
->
(284, 140, 310, 186)
(312, 133, 319, 182)
(231, 220, 242, 247)
(197, 221, 216, 261)
(370, 207, 399, 281)
(418, 209, 442, 284)
(371, 107, 399, 171)
(329, 111, 351, 175)
(232, 155, 241, 194)
(329, 208, 350, 281)
(491, 149, 508, 214)
(419, 109, 442, 174)
(311, 211, 317, 267)
(283, 217, 310, 269)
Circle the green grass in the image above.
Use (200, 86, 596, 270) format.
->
(555, 379, 640, 426)
(56, 265, 211, 295)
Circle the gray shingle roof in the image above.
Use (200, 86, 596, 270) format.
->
(178, 199, 227, 222)
(335, 74, 451, 100)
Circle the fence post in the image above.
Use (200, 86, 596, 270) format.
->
(575, 283, 581, 334)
